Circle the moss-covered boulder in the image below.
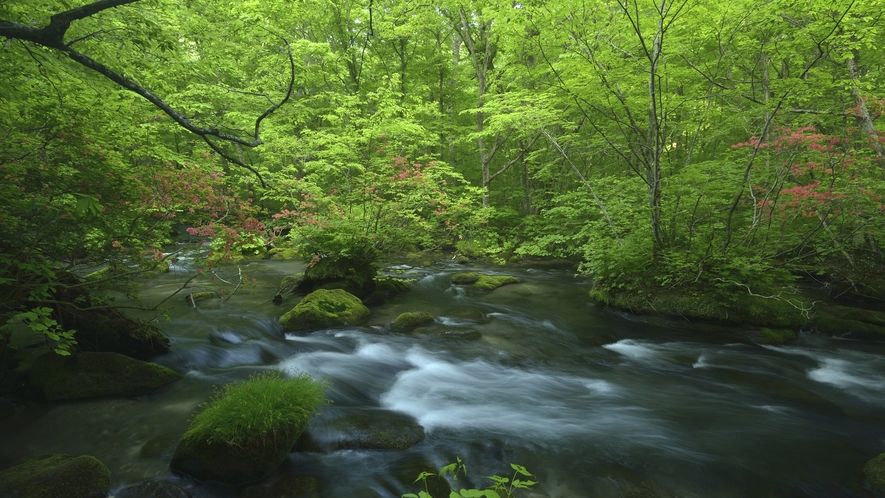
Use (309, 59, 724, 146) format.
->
(865, 452, 885, 497)
(280, 273, 306, 294)
(279, 289, 370, 332)
(27, 351, 181, 401)
(451, 272, 518, 290)
(474, 275, 519, 290)
(363, 277, 413, 306)
(451, 272, 482, 285)
(171, 372, 326, 485)
(267, 247, 300, 260)
(392, 311, 434, 330)
(0, 454, 110, 498)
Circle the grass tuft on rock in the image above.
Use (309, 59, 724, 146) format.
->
(182, 370, 327, 447)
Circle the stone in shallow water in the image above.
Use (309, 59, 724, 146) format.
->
(114, 479, 188, 498)
(279, 289, 370, 332)
(297, 409, 425, 452)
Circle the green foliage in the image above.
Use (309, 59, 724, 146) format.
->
(404, 457, 537, 498)
(1, 307, 76, 356)
(182, 371, 328, 447)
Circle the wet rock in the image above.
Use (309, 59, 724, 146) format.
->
(444, 307, 488, 324)
(392, 312, 434, 331)
(865, 452, 885, 497)
(451, 272, 482, 285)
(363, 277, 413, 306)
(27, 351, 181, 401)
(757, 327, 797, 345)
(114, 479, 189, 498)
(812, 306, 885, 340)
(280, 273, 306, 294)
(279, 289, 371, 332)
(267, 248, 300, 261)
(0, 454, 110, 498)
(240, 475, 321, 498)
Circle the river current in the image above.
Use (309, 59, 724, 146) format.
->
(1, 258, 884, 497)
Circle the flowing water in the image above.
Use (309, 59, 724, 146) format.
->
(1, 257, 884, 497)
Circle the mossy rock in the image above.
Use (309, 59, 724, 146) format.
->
(363, 277, 413, 306)
(240, 476, 321, 498)
(865, 453, 885, 496)
(267, 248, 300, 261)
(115, 479, 188, 498)
(759, 327, 797, 345)
(279, 289, 370, 332)
(27, 351, 181, 401)
(444, 307, 488, 324)
(451, 272, 482, 285)
(172, 432, 297, 485)
(392, 311, 434, 330)
(474, 275, 519, 290)
(0, 454, 110, 498)
(185, 291, 217, 304)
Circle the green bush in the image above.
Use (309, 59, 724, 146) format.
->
(181, 371, 327, 447)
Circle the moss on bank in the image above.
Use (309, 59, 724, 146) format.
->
(589, 287, 808, 329)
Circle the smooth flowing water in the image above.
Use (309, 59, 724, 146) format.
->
(2, 257, 884, 497)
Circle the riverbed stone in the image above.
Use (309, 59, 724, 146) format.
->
(114, 479, 189, 498)
(865, 452, 885, 496)
(299, 410, 425, 452)
(451, 272, 482, 284)
(27, 351, 181, 401)
(392, 311, 434, 330)
(279, 289, 370, 332)
(185, 291, 218, 304)
(451, 272, 518, 290)
(413, 326, 482, 341)
(0, 454, 110, 498)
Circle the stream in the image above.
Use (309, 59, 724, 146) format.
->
(1, 256, 884, 497)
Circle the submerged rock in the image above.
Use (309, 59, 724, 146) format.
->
(413, 326, 482, 341)
(392, 311, 434, 330)
(185, 291, 218, 304)
(451, 272, 482, 285)
(27, 351, 181, 401)
(298, 410, 425, 452)
(0, 454, 110, 498)
(279, 289, 371, 332)
(865, 452, 885, 496)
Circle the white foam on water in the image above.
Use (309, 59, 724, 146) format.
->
(693, 354, 709, 368)
(603, 339, 658, 360)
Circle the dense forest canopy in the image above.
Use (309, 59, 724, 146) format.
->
(2, 0, 884, 350)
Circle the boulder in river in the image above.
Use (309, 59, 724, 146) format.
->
(865, 452, 885, 496)
(114, 479, 189, 498)
(297, 409, 425, 452)
(392, 311, 434, 330)
(171, 372, 327, 485)
(27, 351, 181, 401)
(0, 454, 110, 498)
(451, 272, 518, 291)
(279, 289, 370, 332)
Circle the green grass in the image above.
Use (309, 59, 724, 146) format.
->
(182, 371, 327, 447)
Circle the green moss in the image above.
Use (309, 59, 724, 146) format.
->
(864, 453, 885, 495)
(280, 273, 306, 293)
(451, 272, 482, 284)
(28, 351, 181, 401)
(171, 371, 327, 485)
(279, 289, 370, 332)
(392, 311, 434, 330)
(759, 327, 797, 345)
(473, 275, 519, 290)
(813, 314, 885, 338)
(589, 287, 807, 328)
(267, 248, 300, 260)
(0, 454, 110, 498)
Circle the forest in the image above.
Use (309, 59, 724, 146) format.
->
(2, 0, 885, 497)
